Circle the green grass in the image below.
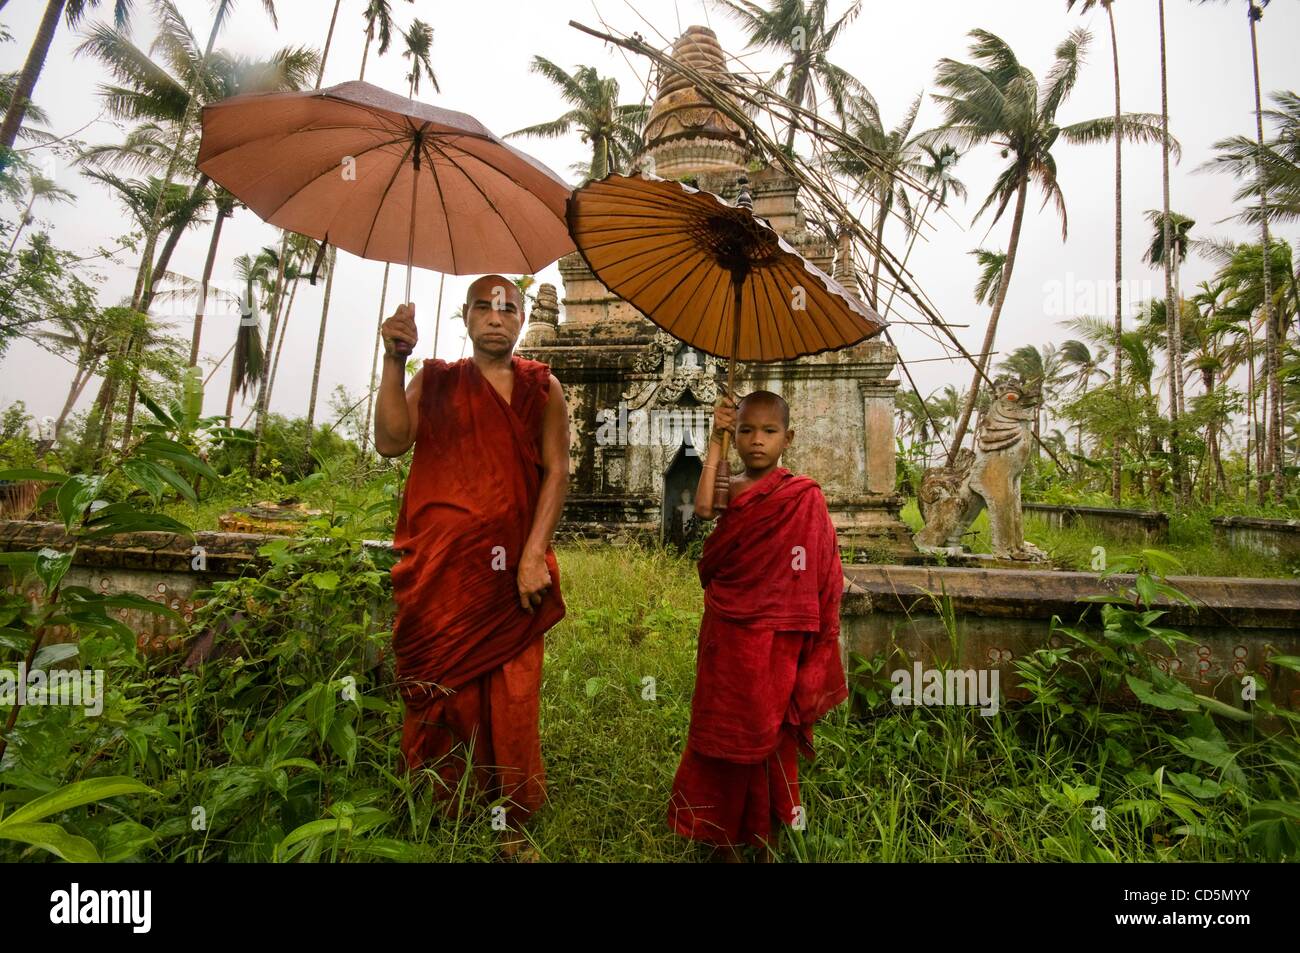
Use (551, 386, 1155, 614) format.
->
(897, 499, 1295, 578)
(3, 533, 1294, 862)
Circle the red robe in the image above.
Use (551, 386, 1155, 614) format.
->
(669, 467, 847, 848)
(391, 355, 565, 819)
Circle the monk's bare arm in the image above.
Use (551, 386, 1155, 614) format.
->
(518, 375, 568, 611)
(374, 359, 422, 457)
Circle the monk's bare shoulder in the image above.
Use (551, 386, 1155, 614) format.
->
(546, 373, 565, 405)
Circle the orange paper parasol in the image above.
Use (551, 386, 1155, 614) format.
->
(567, 172, 886, 505)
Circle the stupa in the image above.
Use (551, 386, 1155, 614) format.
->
(520, 25, 916, 559)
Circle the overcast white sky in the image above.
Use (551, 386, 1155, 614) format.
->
(2, 0, 1297, 434)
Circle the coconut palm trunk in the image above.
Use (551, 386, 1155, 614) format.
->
(5, 191, 38, 255)
(108, 18, 228, 456)
(361, 262, 391, 456)
(251, 233, 290, 473)
(1247, 4, 1280, 502)
(1106, 1, 1124, 502)
(0, 0, 65, 155)
(301, 0, 344, 462)
(302, 246, 336, 462)
(1157, 0, 1186, 505)
(189, 201, 229, 367)
(948, 176, 1028, 461)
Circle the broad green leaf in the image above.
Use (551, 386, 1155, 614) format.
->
(1192, 693, 1253, 722)
(4, 777, 158, 825)
(0, 821, 100, 863)
(137, 387, 176, 428)
(1126, 674, 1197, 711)
(121, 459, 166, 502)
(34, 548, 73, 594)
(145, 461, 198, 504)
(274, 818, 353, 862)
(31, 642, 78, 668)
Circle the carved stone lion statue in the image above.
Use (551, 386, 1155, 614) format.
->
(914, 377, 1047, 561)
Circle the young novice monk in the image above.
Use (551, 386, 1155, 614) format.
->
(668, 389, 848, 859)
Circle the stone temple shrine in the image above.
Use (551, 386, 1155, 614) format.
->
(519, 24, 916, 560)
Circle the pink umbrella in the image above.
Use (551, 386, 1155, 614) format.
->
(197, 80, 575, 354)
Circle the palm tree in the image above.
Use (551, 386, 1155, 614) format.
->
(998, 343, 1066, 454)
(128, 0, 278, 313)
(1196, 0, 1281, 502)
(711, 0, 867, 151)
(0, 0, 134, 159)
(358, 0, 413, 82)
(506, 59, 647, 182)
(3, 171, 74, 257)
(225, 252, 269, 424)
(931, 28, 1172, 464)
(1059, 336, 1109, 461)
(877, 143, 966, 331)
(76, 11, 314, 449)
(1207, 90, 1300, 229)
(0, 78, 52, 206)
(400, 18, 439, 97)
(826, 94, 927, 310)
(112, 0, 279, 453)
(1154, 0, 1190, 504)
(31, 299, 135, 440)
(1204, 237, 1296, 497)
(1144, 209, 1194, 425)
(1186, 279, 1236, 497)
(1066, 0, 1125, 502)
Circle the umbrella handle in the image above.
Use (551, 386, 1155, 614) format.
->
(714, 430, 732, 510)
(392, 256, 413, 356)
(393, 258, 413, 357)
(394, 141, 420, 359)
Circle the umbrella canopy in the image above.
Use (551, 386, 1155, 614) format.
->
(566, 172, 885, 362)
(197, 80, 575, 276)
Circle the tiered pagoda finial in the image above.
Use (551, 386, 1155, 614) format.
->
(640, 25, 750, 178)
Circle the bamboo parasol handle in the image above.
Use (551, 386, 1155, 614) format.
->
(713, 275, 745, 510)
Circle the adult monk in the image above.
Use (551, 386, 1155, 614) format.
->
(668, 390, 847, 860)
(374, 276, 568, 852)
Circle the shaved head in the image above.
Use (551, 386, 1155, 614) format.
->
(465, 274, 524, 313)
(738, 389, 790, 428)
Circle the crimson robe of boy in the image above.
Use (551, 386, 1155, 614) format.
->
(669, 467, 847, 848)
(390, 355, 565, 818)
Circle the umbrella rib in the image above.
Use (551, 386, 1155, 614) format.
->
(755, 269, 794, 359)
(681, 266, 731, 358)
(423, 136, 529, 272)
(754, 273, 778, 362)
(247, 133, 411, 224)
(804, 270, 852, 351)
(578, 234, 699, 277)
(613, 243, 708, 305)
(419, 134, 458, 275)
(767, 264, 813, 355)
(359, 136, 418, 261)
(647, 253, 724, 321)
